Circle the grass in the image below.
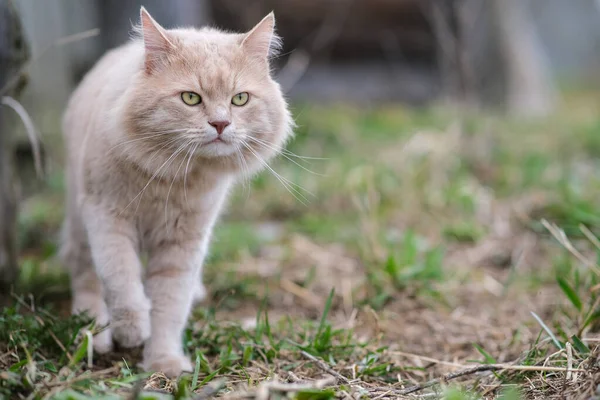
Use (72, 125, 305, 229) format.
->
(4, 94, 600, 399)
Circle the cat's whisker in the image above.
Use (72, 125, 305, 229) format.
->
(136, 137, 186, 185)
(132, 140, 183, 216)
(120, 141, 191, 216)
(107, 129, 191, 153)
(109, 135, 170, 154)
(183, 143, 199, 209)
(234, 145, 251, 196)
(241, 142, 311, 205)
(245, 136, 325, 176)
(248, 133, 328, 161)
(133, 142, 190, 217)
(165, 140, 194, 230)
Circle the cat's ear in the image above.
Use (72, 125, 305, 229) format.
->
(241, 12, 281, 60)
(140, 6, 174, 73)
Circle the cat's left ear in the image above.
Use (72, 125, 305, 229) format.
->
(140, 6, 174, 73)
(242, 12, 281, 60)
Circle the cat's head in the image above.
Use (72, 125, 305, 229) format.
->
(123, 7, 293, 175)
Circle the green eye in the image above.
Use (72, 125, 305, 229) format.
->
(232, 92, 249, 106)
(181, 91, 201, 106)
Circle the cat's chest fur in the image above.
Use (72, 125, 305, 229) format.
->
(83, 154, 232, 248)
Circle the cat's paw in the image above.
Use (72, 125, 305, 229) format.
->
(192, 282, 208, 304)
(111, 307, 151, 348)
(93, 327, 114, 353)
(71, 293, 113, 353)
(142, 354, 193, 378)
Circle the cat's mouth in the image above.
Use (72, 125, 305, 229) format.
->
(196, 136, 238, 157)
(203, 135, 234, 146)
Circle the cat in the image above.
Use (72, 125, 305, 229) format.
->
(60, 7, 293, 377)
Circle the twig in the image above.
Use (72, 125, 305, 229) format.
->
(0, 28, 100, 97)
(227, 377, 335, 400)
(193, 378, 227, 399)
(387, 364, 585, 396)
(542, 219, 600, 275)
(55, 28, 100, 46)
(391, 350, 465, 368)
(566, 342, 573, 381)
(1, 96, 43, 177)
(265, 377, 336, 392)
(371, 390, 393, 400)
(45, 366, 119, 388)
(300, 350, 351, 384)
(48, 329, 72, 363)
(580, 224, 600, 250)
(280, 278, 321, 308)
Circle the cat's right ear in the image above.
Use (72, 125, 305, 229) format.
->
(140, 7, 174, 73)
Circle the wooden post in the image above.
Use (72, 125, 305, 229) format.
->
(0, 0, 29, 288)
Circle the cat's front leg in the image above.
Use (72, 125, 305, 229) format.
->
(142, 236, 209, 377)
(82, 203, 151, 348)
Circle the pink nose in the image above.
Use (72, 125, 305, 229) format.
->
(209, 120, 230, 135)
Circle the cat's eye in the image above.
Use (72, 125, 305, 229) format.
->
(181, 91, 202, 106)
(232, 92, 249, 106)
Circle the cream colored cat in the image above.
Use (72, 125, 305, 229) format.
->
(60, 7, 292, 376)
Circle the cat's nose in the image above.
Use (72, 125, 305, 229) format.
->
(209, 120, 231, 135)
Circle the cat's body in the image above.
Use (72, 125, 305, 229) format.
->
(61, 8, 292, 376)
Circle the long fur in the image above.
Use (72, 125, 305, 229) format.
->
(60, 8, 293, 377)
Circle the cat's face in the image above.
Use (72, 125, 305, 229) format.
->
(123, 9, 292, 175)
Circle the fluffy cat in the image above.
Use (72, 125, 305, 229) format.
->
(60, 7, 293, 376)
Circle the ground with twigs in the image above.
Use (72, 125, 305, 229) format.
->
(3, 93, 600, 399)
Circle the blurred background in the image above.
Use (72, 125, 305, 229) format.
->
(11, 0, 600, 115)
(4, 0, 600, 313)
(6, 0, 600, 186)
(4, 0, 600, 323)
(5, 1, 600, 397)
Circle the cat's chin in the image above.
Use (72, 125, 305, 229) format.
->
(195, 140, 240, 159)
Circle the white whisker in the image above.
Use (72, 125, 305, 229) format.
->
(248, 133, 328, 161)
(107, 129, 190, 153)
(165, 141, 193, 230)
(183, 143, 199, 209)
(245, 136, 325, 176)
(234, 144, 251, 197)
(241, 142, 311, 205)
(120, 141, 191, 216)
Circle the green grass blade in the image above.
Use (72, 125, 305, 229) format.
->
(313, 288, 335, 349)
(557, 277, 582, 311)
(473, 343, 497, 364)
(499, 387, 522, 400)
(198, 370, 219, 387)
(174, 375, 191, 400)
(295, 389, 336, 400)
(582, 309, 600, 331)
(570, 335, 590, 355)
(192, 354, 201, 390)
(531, 311, 563, 349)
(68, 333, 89, 367)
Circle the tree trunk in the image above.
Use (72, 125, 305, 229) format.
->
(0, 0, 29, 288)
(491, 0, 557, 117)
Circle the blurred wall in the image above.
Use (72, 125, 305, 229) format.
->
(533, 0, 600, 83)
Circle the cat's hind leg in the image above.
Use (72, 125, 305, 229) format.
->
(61, 217, 113, 353)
